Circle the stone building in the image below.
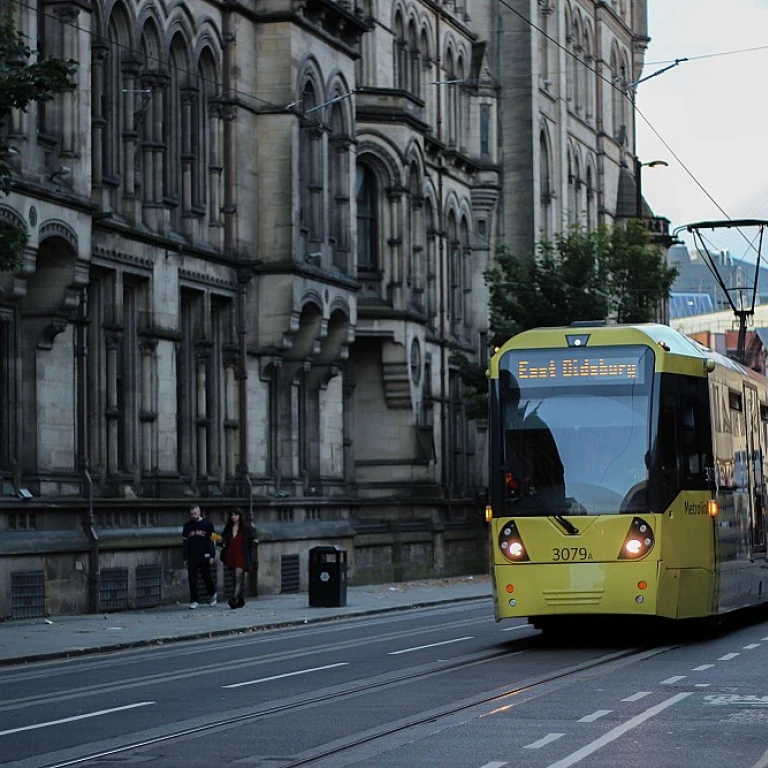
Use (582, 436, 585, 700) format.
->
(0, 0, 503, 617)
(0, 0, 652, 617)
(488, 0, 650, 256)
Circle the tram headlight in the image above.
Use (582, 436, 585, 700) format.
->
(618, 517, 655, 560)
(498, 520, 530, 562)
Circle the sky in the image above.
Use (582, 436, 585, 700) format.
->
(636, 0, 768, 261)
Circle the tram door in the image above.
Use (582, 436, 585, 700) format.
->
(743, 385, 766, 556)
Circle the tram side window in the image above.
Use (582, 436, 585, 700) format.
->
(681, 378, 712, 488)
(658, 392, 679, 502)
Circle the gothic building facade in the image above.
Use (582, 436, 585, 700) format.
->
(0, 0, 648, 617)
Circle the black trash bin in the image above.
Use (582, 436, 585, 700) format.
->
(308, 546, 347, 607)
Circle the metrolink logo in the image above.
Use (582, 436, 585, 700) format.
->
(684, 500, 708, 515)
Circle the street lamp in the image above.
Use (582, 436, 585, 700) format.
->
(635, 158, 668, 218)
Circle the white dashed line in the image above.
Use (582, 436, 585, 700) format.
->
(751, 743, 768, 768)
(661, 675, 686, 684)
(719, 653, 739, 661)
(743, 644, 760, 650)
(579, 710, 612, 722)
(525, 733, 564, 749)
(621, 691, 652, 702)
(694, 684, 710, 687)
(545, 693, 692, 768)
(479, 763, 508, 768)
(0, 702, 155, 737)
(388, 636, 474, 655)
(223, 662, 349, 688)
(693, 664, 714, 671)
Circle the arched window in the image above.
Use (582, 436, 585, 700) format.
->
(456, 56, 466, 149)
(420, 28, 431, 113)
(299, 80, 322, 252)
(567, 152, 577, 224)
(573, 18, 583, 114)
(447, 210, 460, 333)
(166, 35, 187, 230)
(565, 11, 576, 108)
(445, 49, 456, 146)
(196, 48, 222, 242)
(459, 217, 470, 333)
(394, 12, 408, 90)
(102, 5, 131, 213)
(611, 48, 627, 142)
(407, 163, 423, 308)
(425, 199, 437, 328)
(329, 100, 351, 272)
(408, 20, 419, 97)
(356, 165, 377, 271)
(583, 28, 594, 121)
(540, 131, 552, 239)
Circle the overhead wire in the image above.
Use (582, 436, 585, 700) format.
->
(493, 0, 768, 272)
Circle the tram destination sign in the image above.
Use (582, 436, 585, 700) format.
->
(504, 348, 648, 387)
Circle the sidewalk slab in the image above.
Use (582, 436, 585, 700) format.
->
(0, 576, 491, 666)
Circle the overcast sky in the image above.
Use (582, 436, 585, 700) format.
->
(636, 0, 768, 260)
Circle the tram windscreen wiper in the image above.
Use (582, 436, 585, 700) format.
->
(552, 515, 579, 535)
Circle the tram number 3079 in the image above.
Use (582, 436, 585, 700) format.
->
(551, 547, 593, 562)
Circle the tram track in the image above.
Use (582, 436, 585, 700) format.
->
(33, 641, 678, 768)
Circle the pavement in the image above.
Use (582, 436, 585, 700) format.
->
(0, 575, 491, 667)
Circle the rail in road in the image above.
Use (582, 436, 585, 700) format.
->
(26, 641, 672, 768)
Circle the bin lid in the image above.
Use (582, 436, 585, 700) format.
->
(309, 545, 345, 553)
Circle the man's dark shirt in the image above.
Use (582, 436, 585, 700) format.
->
(182, 518, 215, 562)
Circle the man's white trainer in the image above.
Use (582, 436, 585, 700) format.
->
(189, 602, 199, 609)
(209, 593, 218, 607)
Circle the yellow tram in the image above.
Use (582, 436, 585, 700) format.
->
(487, 323, 768, 631)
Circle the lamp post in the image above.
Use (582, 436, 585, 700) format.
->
(635, 158, 668, 219)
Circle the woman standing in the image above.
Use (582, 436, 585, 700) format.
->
(220, 508, 255, 608)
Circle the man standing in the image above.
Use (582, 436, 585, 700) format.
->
(182, 505, 218, 609)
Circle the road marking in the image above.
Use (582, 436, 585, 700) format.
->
(579, 710, 611, 722)
(545, 692, 692, 767)
(621, 691, 651, 702)
(0, 702, 154, 737)
(743, 644, 760, 649)
(388, 636, 474, 655)
(752, 744, 768, 768)
(719, 653, 739, 661)
(500, 625, 530, 632)
(692, 664, 713, 671)
(694, 684, 710, 687)
(479, 763, 508, 768)
(223, 662, 349, 688)
(525, 733, 564, 749)
(661, 675, 686, 684)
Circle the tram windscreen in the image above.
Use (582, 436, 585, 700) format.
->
(497, 346, 653, 515)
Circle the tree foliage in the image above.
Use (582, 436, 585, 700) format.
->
(484, 221, 679, 347)
(0, 11, 76, 271)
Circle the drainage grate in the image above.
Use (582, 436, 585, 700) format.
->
(135, 564, 162, 609)
(11, 570, 45, 619)
(100, 568, 129, 612)
(281, 554, 300, 594)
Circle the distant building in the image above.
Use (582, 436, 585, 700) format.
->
(668, 243, 768, 320)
